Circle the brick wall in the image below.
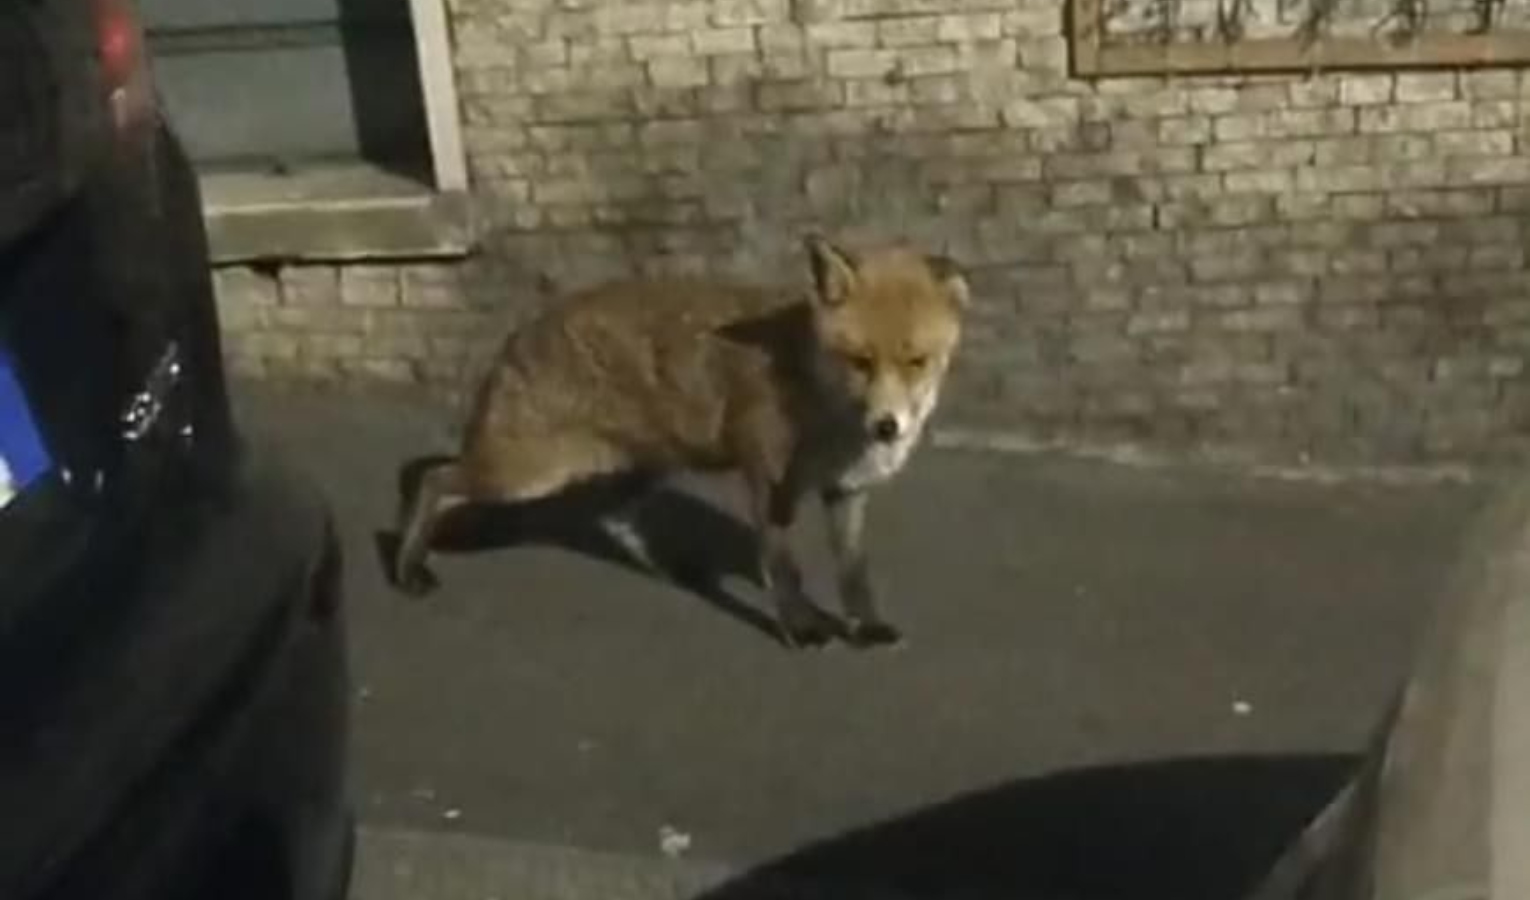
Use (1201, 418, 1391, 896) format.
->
(214, 0, 1530, 465)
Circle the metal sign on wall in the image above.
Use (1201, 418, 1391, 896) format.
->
(1070, 0, 1530, 74)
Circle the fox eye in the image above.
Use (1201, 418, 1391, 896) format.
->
(844, 353, 874, 375)
(905, 355, 930, 371)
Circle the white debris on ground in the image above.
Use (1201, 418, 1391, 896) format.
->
(1232, 700, 1253, 716)
(658, 825, 691, 858)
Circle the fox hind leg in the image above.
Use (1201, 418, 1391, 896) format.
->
(391, 442, 598, 595)
(393, 459, 468, 595)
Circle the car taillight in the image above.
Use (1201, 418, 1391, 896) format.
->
(91, 0, 157, 135)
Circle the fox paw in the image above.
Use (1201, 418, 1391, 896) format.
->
(394, 564, 440, 597)
(778, 606, 843, 650)
(846, 618, 904, 649)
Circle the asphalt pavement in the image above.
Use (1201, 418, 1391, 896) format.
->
(232, 383, 1485, 900)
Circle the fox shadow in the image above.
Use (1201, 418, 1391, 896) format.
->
(376, 454, 780, 641)
(691, 752, 1360, 900)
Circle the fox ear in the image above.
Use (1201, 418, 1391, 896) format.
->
(804, 234, 857, 308)
(925, 254, 970, 309)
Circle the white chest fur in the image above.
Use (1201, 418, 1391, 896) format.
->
(830, 387, 940, 491)
(834, 428, 923, 491)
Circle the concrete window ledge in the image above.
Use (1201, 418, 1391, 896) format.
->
(200, 162, 475, 265)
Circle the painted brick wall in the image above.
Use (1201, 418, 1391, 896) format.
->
(214, 0, 1530, 464)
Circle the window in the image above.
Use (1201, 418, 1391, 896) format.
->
(140, 0, 470, 261)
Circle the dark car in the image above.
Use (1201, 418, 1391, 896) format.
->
(2, 0, 353, 898)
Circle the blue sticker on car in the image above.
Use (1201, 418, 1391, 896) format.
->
(1, 349, 52, 509)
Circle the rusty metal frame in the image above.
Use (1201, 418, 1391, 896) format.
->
(1070, 0, 1530, 75)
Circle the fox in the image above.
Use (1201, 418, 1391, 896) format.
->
(390, 234, 968, 649)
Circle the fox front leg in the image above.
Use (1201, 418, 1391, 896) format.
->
(822, 487, 903, 648)
(748, 476, 843, 649)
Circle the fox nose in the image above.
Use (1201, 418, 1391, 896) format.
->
(871, 415, 901, 443)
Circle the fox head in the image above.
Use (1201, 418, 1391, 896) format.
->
(804, 235, 968, 446)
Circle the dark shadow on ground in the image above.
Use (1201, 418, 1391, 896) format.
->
(692, 754, 1357, 900)
(377, 455, 779, 641)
